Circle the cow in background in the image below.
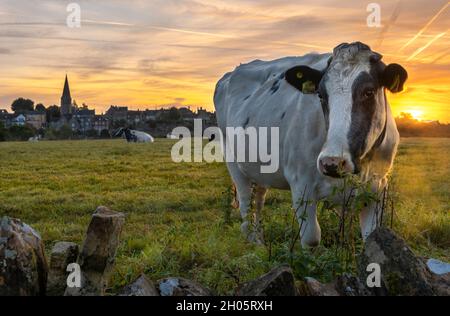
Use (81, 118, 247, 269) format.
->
(114, 127, 154, 143)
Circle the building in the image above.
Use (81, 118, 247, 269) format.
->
(179, 107, 195, 121)
(93, 115, 110, 134)
(196, 107, 210, 121)
(61, 75, 73, 117)
(127, 110, 144, 124)
(11, 114, 26, 126)
(106, 106, 128, 123)
(0, 109, 11, 127)
(25, 111, 46, 129)
(71, 108, 95, 133)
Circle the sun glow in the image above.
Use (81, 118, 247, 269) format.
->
(406, 109, 425, 121)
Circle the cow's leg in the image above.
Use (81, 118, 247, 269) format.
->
(226, 163, 253, 238)
(291, 188, 321, 248)
(252, 185, 268, 244)
(359, 179, 386, 240)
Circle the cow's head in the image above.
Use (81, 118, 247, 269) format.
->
(114, 127, 125, 137)
(114, 127, 132, 139)
(285, 42, 407, 178)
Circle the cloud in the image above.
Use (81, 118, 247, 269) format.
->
(0, 0, 448, 121)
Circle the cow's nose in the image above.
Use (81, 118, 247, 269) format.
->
(319, 157, 351, 178)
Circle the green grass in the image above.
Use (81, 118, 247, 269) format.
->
(0, 138, 448, 294)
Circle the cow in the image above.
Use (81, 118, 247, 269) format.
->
(114, 127, 154, 143)
(214, 42, 407, 247)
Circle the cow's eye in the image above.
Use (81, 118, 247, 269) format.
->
(364, 89, 375, 99)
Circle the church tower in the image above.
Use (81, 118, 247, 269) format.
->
(61, 74, 72, 116)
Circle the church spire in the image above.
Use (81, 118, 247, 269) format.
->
(61, 74, 73, 116)
(63, 74, 71, 100)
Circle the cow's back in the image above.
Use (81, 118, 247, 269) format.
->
(214, 54, 330, 130)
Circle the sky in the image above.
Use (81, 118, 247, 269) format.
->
(0, 0, 449, 122)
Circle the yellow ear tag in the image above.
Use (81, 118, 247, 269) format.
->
(296, 72, 303, 79)
(302, 81, 316, 93)
(390, 74, 400, 91)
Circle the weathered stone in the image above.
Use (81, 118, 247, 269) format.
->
(427, 259, 450, 275)
(358, 227, 436, 296)
(46, 241, 79, 296)
(65, 206, 125, 296)
(119, 274, 159, 296)
(335, 273, 373, 296)
(158, 277, 214, 296)
(303, 277, 339, 296)
(236, 265, 297, 296)
(425, 258, 450, 296)
(0, 216, 48, 296)
(429, 272, 450, 296)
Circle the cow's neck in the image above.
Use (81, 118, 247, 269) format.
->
(364, 96, 388, 161)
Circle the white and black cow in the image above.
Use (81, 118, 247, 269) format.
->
(115, 127, 154, 143)
(214, 42, 407, 247)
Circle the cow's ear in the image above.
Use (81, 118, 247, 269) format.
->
(382, 63, 408, 93)
(285, 66, 323, 94)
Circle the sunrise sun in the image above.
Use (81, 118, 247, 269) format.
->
(407, 109, 425, 121)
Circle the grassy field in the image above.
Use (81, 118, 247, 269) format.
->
(0, 138, 448, 294)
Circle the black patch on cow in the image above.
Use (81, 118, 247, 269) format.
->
(317, 79, 330, 129)
(347, 71, 381, 172)
(285, 65, 323, 93)
(270, 80, 280, 95)
(243, 117, 250, 128)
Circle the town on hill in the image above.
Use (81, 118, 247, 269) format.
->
(0, 75, 216, 141)
(1, 75, 449, 141)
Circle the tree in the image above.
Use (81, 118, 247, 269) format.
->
(35, 103, 46, 112)
(59, 124, 73, 139)
(0, 122, 7, 141)
(168, 107, 181, 121)
(11, 98, 34, 113)
(7, 125, 35, 141)
(46, 105, 61, 122)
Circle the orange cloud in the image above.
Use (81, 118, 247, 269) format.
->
(0, 0, 448, 122)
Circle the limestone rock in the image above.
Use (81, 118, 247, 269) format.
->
(47, 241, 79, 296)
(429, 271, 450, 296)
(119, 274, 159, 296)
(303, 277, 339, 296)
(158, 277, 214, 296)
(236, 265, 297, 296)
(0, 216, 48, 296)
(335, 273, 373, 296)
(358, 227, 435, 296)
(65, 206, 125, 296)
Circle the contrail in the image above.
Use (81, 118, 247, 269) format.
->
(146, 25, 329, 51)
(406, 31, 446, 61)
(83, 19, 135, 27)
(400, 2, 449, 51)
(430, 47, 450, 63)
(375, 0, 403, 49)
